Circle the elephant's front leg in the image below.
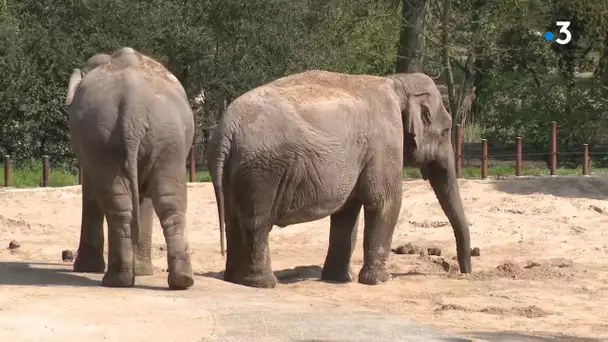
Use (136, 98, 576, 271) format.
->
(74, 173, 106, 273)
(321, 199, 361, 282)
(133, 197, 154, 276)
(358, 196, 402, 285)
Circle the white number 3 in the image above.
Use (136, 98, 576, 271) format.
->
(555, 21, 572, 45)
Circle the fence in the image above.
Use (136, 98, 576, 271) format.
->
(0, 120, 604, 187)
(449, 121, 596, 179)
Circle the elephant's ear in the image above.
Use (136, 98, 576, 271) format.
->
(405, 92, 430, 148)
(65, 68, 85, 106)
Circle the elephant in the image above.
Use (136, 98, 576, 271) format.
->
(207, 70, 472, 289)
(65, 47, 195, 289)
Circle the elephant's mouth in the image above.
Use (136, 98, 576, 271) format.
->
(404, 132, 451, 168)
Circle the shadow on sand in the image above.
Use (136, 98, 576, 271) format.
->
(468, 331, 604, 342)
(198, 265, 427, 285)
(0, 261, 100, 287)
(197, 265, 325, 284)
(296, 339, 470, 342)
(490, 176, 608, 200)
(0, 261, 172, 291)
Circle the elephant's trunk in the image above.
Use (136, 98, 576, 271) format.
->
(426, 159, 472, 273)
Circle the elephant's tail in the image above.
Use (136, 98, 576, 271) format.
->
(126, 144, 140, 250)
(209, 130, 230, 257)
(121, 117, 141, 255)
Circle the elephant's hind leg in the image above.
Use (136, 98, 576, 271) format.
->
(224, 214, 276, 289)
(74, 172, 106, 273)
(223, 209, 240, 281)
(133, 197, 154, 276)
(148, 175, 193, 290)
(223, 169, 277, 289)
(95, 177, 137, 288)
(321, 199, 361, 283)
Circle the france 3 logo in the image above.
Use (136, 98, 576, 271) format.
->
(543, 21, 572, 45)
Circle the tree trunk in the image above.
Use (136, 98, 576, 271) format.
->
(471, 0, 490, 122)
(440, 0, 458, 143)
(601, 42, 608, 97)
(395, 0, 427, 73)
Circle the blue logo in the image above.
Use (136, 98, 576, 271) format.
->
(544, 21, 572, 45)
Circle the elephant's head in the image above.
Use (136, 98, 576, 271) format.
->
(388, 72, 472, 274)
(388, 73, 452, 167)
(65, 53, 112, 106)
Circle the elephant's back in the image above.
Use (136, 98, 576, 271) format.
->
(221, 71, 400, 147)
(266, 70, 389, 105)
(76, 64, 189, 113)
(70, 67, 192, 145)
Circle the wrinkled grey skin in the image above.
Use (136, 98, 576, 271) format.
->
(65, 47, 195, 289)
(207, 70, 472, 289)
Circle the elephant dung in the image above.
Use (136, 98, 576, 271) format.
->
(471, 247, 481, 257)
(8, 240, 21, 249)
(427, 247, 442, 256)
(392, 243, 421, 255)
(62, 250, 74, 262)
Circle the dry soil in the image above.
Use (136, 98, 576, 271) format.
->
(1, 177, 608, 341)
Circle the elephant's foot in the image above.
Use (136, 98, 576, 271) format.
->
(73, 254, 105, 273)
(168, 273, 194, 290)
(167, 259, 194, 290)
(134, 257, 154, 276)
(102, 270, 135, 287)
(321, 264, 355, 283)
(358, 266, 392, 285)
(225, 269, 277, 289)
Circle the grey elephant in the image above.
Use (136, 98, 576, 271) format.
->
(65, 47, 195, 289)
(207, 70, 472, 289)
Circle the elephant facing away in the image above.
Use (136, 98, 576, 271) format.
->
(65, 47, 195, 289)
(207, 70, 472, 289)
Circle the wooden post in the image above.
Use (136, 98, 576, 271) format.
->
(189, 145, 196, 182)
(481, 139, 488, 180)
(550, 121, 557, 175)
(42, 155, 50, 187)
(515, 136, 523, 176)
(4, 155, 11, 187)
(455, 124, 462, 178)
(583, 144, 589, 176)
(78, 165, 84, 185)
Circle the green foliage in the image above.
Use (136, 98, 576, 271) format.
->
(0, 0, 607, 174)
(1, 163, 605, 188)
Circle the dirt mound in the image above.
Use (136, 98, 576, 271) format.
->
(400, 256, 580, 281)
(449, 258, 578, 281)
(436, 303, 556, 318)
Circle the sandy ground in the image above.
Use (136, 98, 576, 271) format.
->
(2, 177, 608, 341)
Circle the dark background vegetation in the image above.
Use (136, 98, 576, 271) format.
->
(0, 0, 607, 180)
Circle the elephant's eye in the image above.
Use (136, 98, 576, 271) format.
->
(422, 106, 432, 125)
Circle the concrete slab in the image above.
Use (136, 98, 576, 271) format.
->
(0, 262, 470, 341)
(200, 288, 470, 341)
